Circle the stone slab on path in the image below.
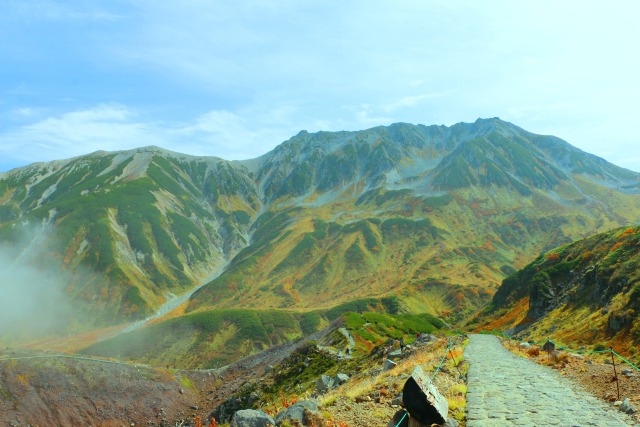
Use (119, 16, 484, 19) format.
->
(464, 334, 632, 427)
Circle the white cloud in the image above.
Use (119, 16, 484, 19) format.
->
(0, 103, 303, 170)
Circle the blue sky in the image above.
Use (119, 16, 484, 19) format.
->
(1, 0, 639, 172)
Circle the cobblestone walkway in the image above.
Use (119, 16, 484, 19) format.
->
(464, 334, 632, 426)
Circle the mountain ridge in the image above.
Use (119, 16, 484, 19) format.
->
(1, 118, 640, 342)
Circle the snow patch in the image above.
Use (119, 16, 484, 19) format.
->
(37, 183, 58, 207)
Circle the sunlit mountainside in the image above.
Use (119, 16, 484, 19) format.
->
(1, 118, 640, 363)
(472, 225, 640, 354)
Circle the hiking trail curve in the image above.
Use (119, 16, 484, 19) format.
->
(464, 334, 633, 426)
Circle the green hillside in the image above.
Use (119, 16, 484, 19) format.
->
(80, 297, 410, 368)
(472, 225, 640, 355)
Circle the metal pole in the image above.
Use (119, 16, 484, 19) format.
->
(610, 347, 620, 401)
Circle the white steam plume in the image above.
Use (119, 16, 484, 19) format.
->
(0, 226, 75, 344)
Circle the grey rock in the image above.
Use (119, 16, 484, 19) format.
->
(231, 409, 275, 427)
(316, 373, 349, 394)
(519, 342, 531, 349)
(387, 350, 404, 360)
(621, 369, 633, 376)
(391, 392, 403, 407)
(620, 398, 637, 414)
(275, 401, 318, 426)
(417, 333, 436, 342)
(335, 373, 349, 385)
(384, 359, 398, 371)
(444, 419, 459, 427)
(315, 375, 334, 394)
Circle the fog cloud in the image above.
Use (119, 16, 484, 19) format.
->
(0, 226, 75, 345)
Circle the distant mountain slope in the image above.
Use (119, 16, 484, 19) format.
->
(189, 118, 640, 320)
(1, 118, 640, 334)
(0, 147, 260, 324)
(472, 225, 640, 351)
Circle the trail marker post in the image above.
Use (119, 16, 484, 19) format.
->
(610, 347, 620, 401)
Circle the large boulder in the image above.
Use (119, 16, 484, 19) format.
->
(403, 366, 448, 425)
(231, 409, 275, 427)
(275, 401, 319, 426)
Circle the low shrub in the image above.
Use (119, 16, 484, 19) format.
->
(527, 346, 540, 357)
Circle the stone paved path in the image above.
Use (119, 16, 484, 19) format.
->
(464, 334, 632, 426)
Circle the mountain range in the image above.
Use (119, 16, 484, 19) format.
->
(1, 117, 640, 362)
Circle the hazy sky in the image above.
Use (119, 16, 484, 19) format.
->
(1, 0, 639, 172)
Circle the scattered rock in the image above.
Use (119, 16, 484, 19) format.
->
(316, 375, 335, 394)
(315, 373, 349, 394)
(620, 398, 637, 414)
(391, 392, 403, 407)
(384, 359, 397, 371)
(231, 409, 275, 427)
(387, 350, 404, 360)
(335, 373, 350, 385)
(274, 401, 319, 426)
(621, 369, 633, 376)
(211, 396, 250, 423)
(519, 342, 531, 349)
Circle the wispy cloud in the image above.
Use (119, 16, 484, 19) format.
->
(0, 103, 302, 170)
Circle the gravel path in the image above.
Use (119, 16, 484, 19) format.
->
(464, 334, 632, 426)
